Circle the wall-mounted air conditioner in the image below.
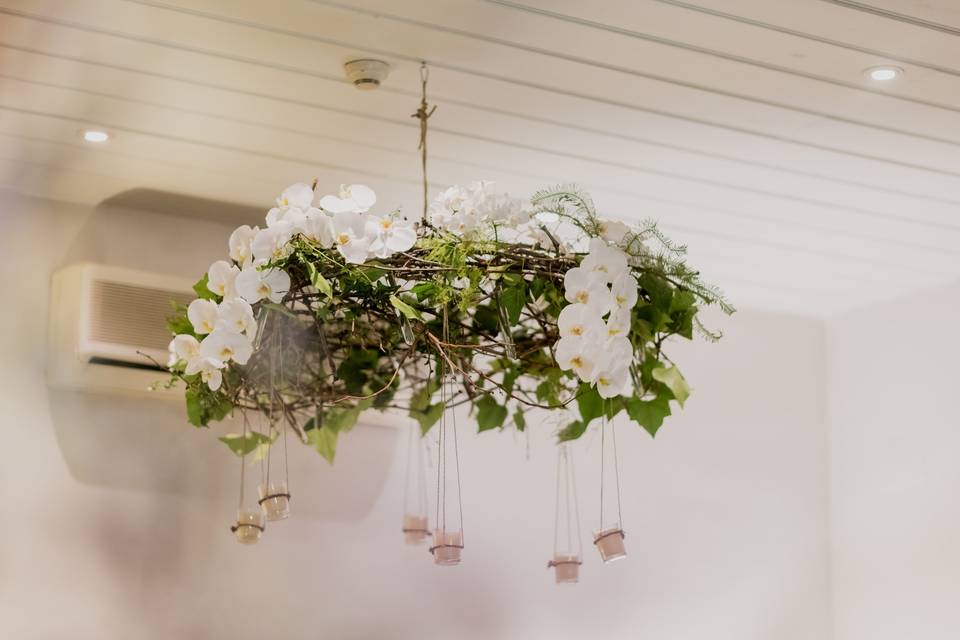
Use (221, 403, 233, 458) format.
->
(47, 263, 194, 395)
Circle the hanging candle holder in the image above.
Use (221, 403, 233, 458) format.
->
(429, 323, 465, 566)
(593, 414, 627, 563)
(231, 413, 266, 544)
(547, 444, 583, 584)
(258, 335, 292, 522)
(401, 421, 431, 544)
(258, 422, 291, 521)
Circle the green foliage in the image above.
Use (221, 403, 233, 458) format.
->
(390, 295, 424, 321)
(409, 381, 444, 435)
(625, 393, 672, 438)
(476, 394, 508, 432)
(192, 275, 219, 301)
(218, 431, 273, 457)
(652, 366, 690, 408)
(185, 386, 232, 427)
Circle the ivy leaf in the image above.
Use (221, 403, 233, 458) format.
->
(390, 295, 423, 321)
(576, 384, 604, 425)
(307, 427, 338, 464)
(472, 305, 500, 334)
(558, 420, 587, 442)
(476, 395, 508, 432)
(305, 261, 333, 298)
(192, 274, 219, 301)
(499, 284, 526, 325)
(185, 389, 204, 427)
(652, 366, 690, 407)
(218, 431, 273, 457)
(412, 402, 445, 436)
(514, 409, 526, 432)
(625, 394, 672, 438)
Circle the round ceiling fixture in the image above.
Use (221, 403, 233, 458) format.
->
(82, 129, 110, 143)
(343, 59, 391, 90)
(865, 65, 903, 81)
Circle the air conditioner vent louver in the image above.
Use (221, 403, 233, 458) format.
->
(89, 280, 193, 352)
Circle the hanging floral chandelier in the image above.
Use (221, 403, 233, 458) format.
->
(157, 63, 733, 575)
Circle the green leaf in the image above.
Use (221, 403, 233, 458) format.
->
(306, 262, 333, 298)
(192, 275, 219, 301)
(472, 305, 500, 334)
(307, 426, 338, 464)
(558, 420, 587, 442)
(218, 431, 272, 457)
(476, 395, 508, 432)
(625, 394, 672, 437)
(652, 366, 690, 408)
(499, 284, 526, 325)
(576, 384, 604, 425)
(390, 295, 424, 321)
(185, 389, 203, 427)
(412, 402, 445, 436)
(514, 409, 526, 432)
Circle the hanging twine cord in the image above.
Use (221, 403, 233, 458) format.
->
(411, 61, 437, 225)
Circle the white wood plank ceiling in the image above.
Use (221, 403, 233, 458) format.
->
(2, 0, 959, 316)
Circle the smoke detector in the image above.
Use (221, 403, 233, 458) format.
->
(344, 59, 391, 90)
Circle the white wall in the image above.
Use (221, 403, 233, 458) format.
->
(0, 189, 832, 639)
(827, 284, 960, 640)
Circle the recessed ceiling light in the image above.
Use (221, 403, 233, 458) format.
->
(82, 129, 110, 143)
(865, 66, 903, 81)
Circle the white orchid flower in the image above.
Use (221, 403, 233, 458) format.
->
(235, 266, 291, 303)
(582, 239, 629, 283)
(602, 335, 634, 371)
(331, 210, 372, 264)
(185, 355, 225, 391)
(293, 208, 334, 248)
(228, 225, 258, 266)
(200, 329, 253, 365)
(173, 334, 201, 362)
(367, 214, 417, 258)
(319, 184, 376, 214)
(251, 221, 293, 263)
(557, 303, 605, 340)
(563, 267, 613, 313)
(216, 299, 257, 335)
(596, 365, 630, 399)
(167, 339, 179, 369)
(605, 307, 631, 338)
(266, 183, 314, 227)
(611, 273, 638, 309)
(436, 185, 469, 212)
(187, 299, 218, 335)
(598, 219, 631, 246)
(207, 260, 240, 298)
(266, 205, 306, 230)
(555, 336, 603, 382)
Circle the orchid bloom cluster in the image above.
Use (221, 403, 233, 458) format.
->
(168, 182, 422, 390)
(555, 239, 638, 399)
(243, 182, 417, 266)
(428, 181, 532, 236)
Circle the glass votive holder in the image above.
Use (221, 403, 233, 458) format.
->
(402, 514, 430, 545)
(258, 482, 291, 521)
(232, 509, 265, 545)
(547, 553, 582, 584)
(593, 525, 626, 563)
(430, 529, 463, 566)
